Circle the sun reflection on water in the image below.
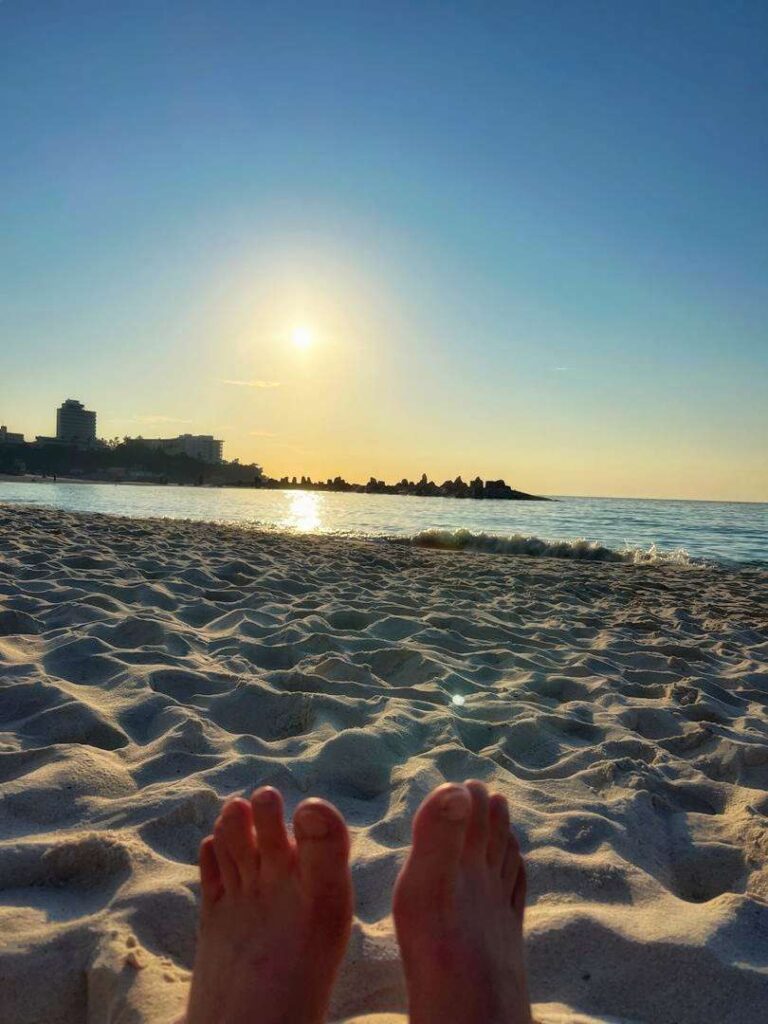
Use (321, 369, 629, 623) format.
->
(285, 490, 323, 532)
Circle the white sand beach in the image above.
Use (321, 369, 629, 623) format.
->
(0, 505, 766, 1024)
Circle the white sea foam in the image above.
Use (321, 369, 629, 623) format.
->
(410, 528, 693, 564)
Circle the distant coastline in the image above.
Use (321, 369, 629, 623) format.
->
(0, 470, 547, 502)
(0, 440, 547, 501)
(258, 473, 548, 501)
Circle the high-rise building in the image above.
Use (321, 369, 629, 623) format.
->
(140, 434, 224, 463)
(56, 399, 96, 444)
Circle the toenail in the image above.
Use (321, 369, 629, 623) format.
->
(252, 787, 277, 804)
(296, 809, 330, 838)
(440, 788, 470, 821)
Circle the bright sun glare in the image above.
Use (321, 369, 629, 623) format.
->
(292, 326, 314, 350)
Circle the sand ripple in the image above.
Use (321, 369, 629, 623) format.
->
(0, 506, 766, 1023)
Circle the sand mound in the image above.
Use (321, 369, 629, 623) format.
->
(0, 506, 766, 1022)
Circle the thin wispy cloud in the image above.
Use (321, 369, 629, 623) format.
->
(554, 367, 569, 372)
(274, 443, 314, 456)
(221, 379, 281, 389)
(111, 414, 192, 425)
(137, 414, 193, 424)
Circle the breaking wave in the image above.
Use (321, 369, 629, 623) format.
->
(410, 528, 693, 564)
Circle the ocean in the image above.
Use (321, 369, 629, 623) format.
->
(1, 481, 765, 566)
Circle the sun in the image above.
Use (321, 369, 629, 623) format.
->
(292, 325, 314, 350)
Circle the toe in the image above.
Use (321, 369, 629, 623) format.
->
(487, 793, 510, 871)
(512, 858, 527, 919)
(409, 783, 472, 879)
(199, 835, 223, 905)
(213, 815, 240, 893)
(293, 798, 351, 902)
(462, 780, 491, 864)
(502, 833, 522, 897)
(218, 798, 258, 889)
(251, 786, 292, 879)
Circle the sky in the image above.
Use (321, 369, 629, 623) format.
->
(1, 0, 766, 501)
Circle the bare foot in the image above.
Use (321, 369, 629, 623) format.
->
(184, 787, 353, 1024)
(393, 780, 532, 1024)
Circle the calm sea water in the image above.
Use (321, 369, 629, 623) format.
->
(1, 481, 765, 565)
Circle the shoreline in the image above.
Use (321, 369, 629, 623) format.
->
(0, 506, 766, 1023)
(3, 493, 765, 569)
(0, 500, 708, 567)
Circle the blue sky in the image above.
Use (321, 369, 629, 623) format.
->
(1, 1, 766, 498)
